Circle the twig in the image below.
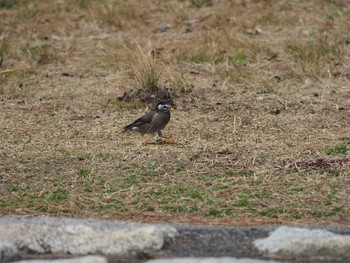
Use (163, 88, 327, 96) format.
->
(0, 67, 31, 76)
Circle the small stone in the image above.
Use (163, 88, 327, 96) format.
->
(253, 226, 350, 260)
(0, 240, 20, 261)
(303, 78, 312, 87)
(14, 255, 107, 263)
(159, 24, 171, 32)
(246, 27, 262, 35)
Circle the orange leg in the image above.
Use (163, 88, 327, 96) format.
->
(139, 135, 148, 146)
(157, 131, 176, 143)
(164, 136, 176, 143)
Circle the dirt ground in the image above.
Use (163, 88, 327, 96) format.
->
(0, 0, 349, 226)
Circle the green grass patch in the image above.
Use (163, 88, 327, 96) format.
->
(323, 144, 348, 154)
(77, 168, 91, 178)
(46, 189, 70, 203)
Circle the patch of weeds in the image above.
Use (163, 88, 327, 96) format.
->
(21, 43, 53, 65)
(100, 201, 128, 212)
(144, 164, 158, 177)
(308, 210, 323, 217)
(84, 186, 93, 192)
(213, 185, 230, 191)
(190, 205, 199, 212)
(0, 199, 24, 212)
(328, 206, 343, 216)
(235, 197, 250, 207)
(292, 214, 302, 220)
(231, 52, 248, 64)
(97, 152, 111, 161)
(149, 190, 163, 197)
(286, 187, 305, 195)
(189, 53, 213, 64)
(327, 169, 341, 177)
(77, 169, 91, 178)
(103, 186, 120, 194)
(324, 200, 332, 206)
(123, 174, 139, 186)
(159, 198, 170, 204)
(163, 205, 186, 213)
(46, 189, 69, 203)
(210, 173, 225, 179)
(323, 144, 348, 154)
(0, 44, 8, 62)
(309, 206, 343, 217)
(184, 187, 203, 199)
(140, 203, 155, 212)
(0, 0, 17, 9)
(260, 208, 287, 218)
(8, 184, 22, 192)
(225, 208, 233, 216)
(250, 180, 264, 186)
(256, 190, 272, 199)
(207, 208, 223, 217)
(19, 2, 41, 20)
(238, 170, 254, 177)
(79, 0, 89, 9)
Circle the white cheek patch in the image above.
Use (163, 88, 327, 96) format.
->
(157, 104, 164, 110)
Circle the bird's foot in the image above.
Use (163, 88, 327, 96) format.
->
(163, 136, 176, 143)
(139, 136, 148, 146)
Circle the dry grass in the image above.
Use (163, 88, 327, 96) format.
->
(0, 0, 350, 226)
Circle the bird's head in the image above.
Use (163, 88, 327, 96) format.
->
(156, 101, 172, 112)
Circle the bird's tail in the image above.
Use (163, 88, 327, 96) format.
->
(116, 127, 129, 135)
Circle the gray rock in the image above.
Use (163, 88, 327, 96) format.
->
(0, 216, 177, 255)
(253, 226, 350, 260)
(159, 24, 171, 32)
(0, 240, 20, 261)
(14, 255, 107, 263)
(146, 257, 281, 263)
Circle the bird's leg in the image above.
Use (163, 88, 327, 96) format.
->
(157, 131, 176, 143)
(157, 131, 163, 138)
(139, 135, 148, 146)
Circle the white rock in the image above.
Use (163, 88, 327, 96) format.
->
(0, 216, 178, 255)
(0, 240, 19, 261)
(15, 255, 107, 263)
(146, 258, 281, 263)
(253, 226, 350, 260)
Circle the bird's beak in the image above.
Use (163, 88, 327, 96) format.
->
(170, 108, 176, 112)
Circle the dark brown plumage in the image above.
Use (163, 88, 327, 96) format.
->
(123, 101, 172, 138)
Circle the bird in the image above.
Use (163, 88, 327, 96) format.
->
(123, 101, 175, 144)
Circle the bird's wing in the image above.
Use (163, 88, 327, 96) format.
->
(123, 110, 156, 130)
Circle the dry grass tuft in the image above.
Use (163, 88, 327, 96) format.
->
(128, 46, 163, 92)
